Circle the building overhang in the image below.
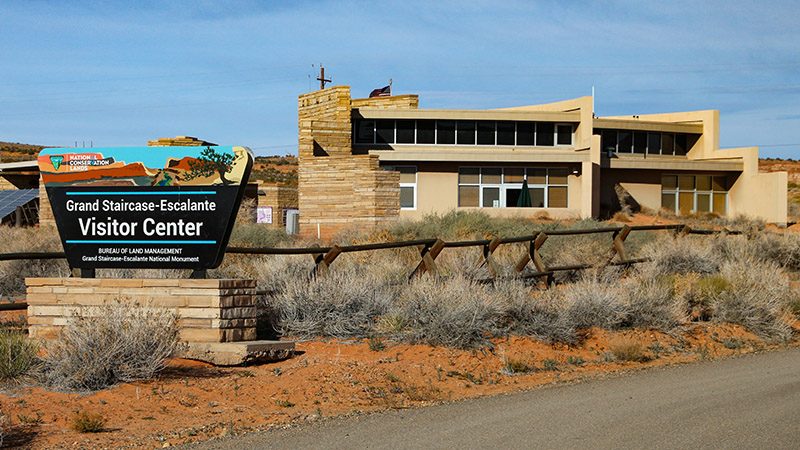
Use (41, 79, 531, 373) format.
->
(370, 147, 590, 163)
(593, 118, 703, 134)
(355, 108, 581, 123)
(604, 155, 743, 172)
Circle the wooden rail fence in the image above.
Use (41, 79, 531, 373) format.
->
(0, 223, 742, 295)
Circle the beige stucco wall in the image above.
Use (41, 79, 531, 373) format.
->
(600, 110, 787, 224)
(725, 147, 787, 224)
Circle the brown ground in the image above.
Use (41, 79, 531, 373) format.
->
(1, 307, 797, 449)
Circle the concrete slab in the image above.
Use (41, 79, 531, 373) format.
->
(184, 340, 295, 366)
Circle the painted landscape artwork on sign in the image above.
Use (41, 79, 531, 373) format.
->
(38, 146, 253, 270)
(38, 145, 250, 188)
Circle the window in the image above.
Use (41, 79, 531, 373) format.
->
(516, 122, 535, 146)
(396, 120, 415, 144)
(633, 132, 647, 154)
(661, 174, 727, 215)
(675, 134, 688, 155)
(497, 121, 515, 145)
(556, 124, 573, 145)
(457, 167, 570, 209)
(661, 133, 674, 155)
(601, 129, 618, 153)
(592, 128, 699, 156)
(456, 121, 476, 145)
(648, 133, 661, 154)
(477, 121, 495, 145)
(353, 119, 576, 147)
(355, 120, 375, 144)
(458, 168, 480, 207)
(417, 120, 435, 144)
(376, 120, 394, 144)
(385, 166, 417, 209)
(617, 131, 632, 153)
(436, 121, 455, 144)
(537, 122, 555, 146)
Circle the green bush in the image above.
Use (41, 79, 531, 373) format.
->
(0, 330, 39, 383)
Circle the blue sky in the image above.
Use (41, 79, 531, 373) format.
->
(1, 1, 799, 158)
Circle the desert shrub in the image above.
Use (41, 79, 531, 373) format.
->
(42, 303, 180, 391)
(608, 340, 650, 362)
(501, 284, 577, 344)
(620, 269, 686, 331)
(540, 233, 610, 283)
(70, 411, 105, 433)
(709, 258, 795, 342)
(392, 275, 503, 349)
(0, 226, 68, 299)
(501, 356, 534, 375)
(229, 222, 291, 248)
(681, 274, 730, 321)
(562, 276, 628, 330)
(642, 235, 721, 275)
(0, 330, 39, 383)
(790, 296, 800, 319)
(750, 233, 800, 272)
(271, 267, 396, 339)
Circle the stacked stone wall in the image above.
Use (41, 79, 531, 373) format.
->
(26, 278, 257, 343)
(297, 86, 402, 239)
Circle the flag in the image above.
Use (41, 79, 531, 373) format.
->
(369, 85, 391, 98)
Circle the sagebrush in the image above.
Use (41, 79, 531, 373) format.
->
(42, 303, 181, 391)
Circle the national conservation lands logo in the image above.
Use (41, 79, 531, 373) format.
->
(38, 146, 253, 270)
(49, 155, 64, 170)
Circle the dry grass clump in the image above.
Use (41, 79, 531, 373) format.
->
(561, 275, 628, 330)
(620, 268, 687, 331)
(42, 303, 180, 391)
(501, 356, 534, 375)
(228, 223, 292, 248)
(499, 281, 577, 344)
(392, 275, 503, 349)
(642, 235, 721, 275)
(608, 339, 650, 362)
(70, 411, 105, 433)
(272, 266, 396, 340)
(709, 258, 795, 342)
(0, 330, 40, 383)
(0, 226, 68, 299)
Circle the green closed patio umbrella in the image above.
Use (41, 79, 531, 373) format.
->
(517, 178, 532, 207)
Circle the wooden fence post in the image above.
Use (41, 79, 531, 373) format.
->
(409, 239, 445, 279)
(514, 232, 548, 274)
(311, 245, 342, 278)
(601, 225, 632, 271)
(477, 237, 503, 278)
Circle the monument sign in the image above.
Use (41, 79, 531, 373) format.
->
(38, 145, 253, 270)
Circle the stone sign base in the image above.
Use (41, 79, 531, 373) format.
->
(25, 278, 294, 366)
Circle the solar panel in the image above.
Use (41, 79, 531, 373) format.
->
(0, 189, 38, 220)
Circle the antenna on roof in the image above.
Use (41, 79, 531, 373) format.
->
(591, 85, 595, 117)
(316, 64, 331, 90)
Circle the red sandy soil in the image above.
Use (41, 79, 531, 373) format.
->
(40, 162, 152, 184)
(1, 316, 797, 449)
(166, 157, 200, 172)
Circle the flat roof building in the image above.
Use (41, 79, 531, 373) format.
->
(298, 86, 786, 238)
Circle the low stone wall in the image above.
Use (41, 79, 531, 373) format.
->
(26, 278, 258, 343)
